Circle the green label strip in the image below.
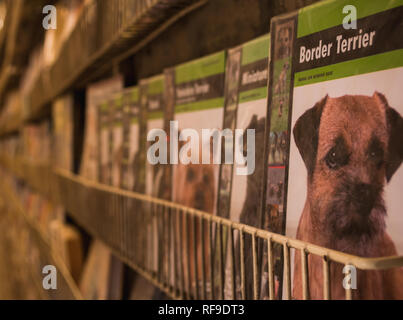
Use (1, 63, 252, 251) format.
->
(298, 0, 403, 38)
(175, 51, 226, 85)
(175, 97, 224, 113)
(238, 86, 267, 103)
(294, 49, 403, 87)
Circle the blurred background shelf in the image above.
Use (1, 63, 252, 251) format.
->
(0, 0, 322, 131)
(27, 0, 208, 122)
(0, 175, 82, 300)
(0, 0, 56, 106)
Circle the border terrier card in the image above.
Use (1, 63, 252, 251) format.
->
(267, 0, 403, 299)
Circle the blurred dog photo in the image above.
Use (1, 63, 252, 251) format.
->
(276, 24, 293, 59)
(173, 135, 217, 294)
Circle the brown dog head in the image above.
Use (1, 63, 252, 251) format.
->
(293, 93, 403, 243)
(174, 162, 216, 213)
(173, 133, 217, 213)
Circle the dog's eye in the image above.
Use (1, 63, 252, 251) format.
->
(370, 150, 381, 159)
(324, 137, 350, 170)
(186, 168, 195, 182)
(325, 149, 349, 169)
(325, 150, 338, 169)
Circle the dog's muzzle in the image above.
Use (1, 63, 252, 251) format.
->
(352, 183, 377, 216)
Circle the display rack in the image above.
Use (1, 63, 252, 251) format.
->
(0, 0, 402, 301)
(2, 154, 403, 300)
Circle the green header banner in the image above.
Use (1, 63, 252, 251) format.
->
(297, 0, 403, 38)
(175, 51, 226, 85)
(241, 34, 270, 66)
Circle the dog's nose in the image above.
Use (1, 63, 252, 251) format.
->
(355, 183, 373, 200)
(354, 183, 375, 215)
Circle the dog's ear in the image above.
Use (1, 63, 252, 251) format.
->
(374, 92, 403, 182)
(293, 95, 327, 177)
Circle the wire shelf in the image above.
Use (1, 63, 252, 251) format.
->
(1, 155, 403, 300)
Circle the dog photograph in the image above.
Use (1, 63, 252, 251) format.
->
(226, 107, 266, 300)
(172, 108, 223, 297)
(260, 203, 284, 299)
(275, 22, 293, 60)
(145, 117, 166, 198)
(274, 62, 290, 97)
(267, 167, 285, 205)
(217, 163, 232, 218)
(286, 67, 403, 299)
(144, 106, 167, 284)
(269, 131, 288, 165)
(270, 59, 291, 133)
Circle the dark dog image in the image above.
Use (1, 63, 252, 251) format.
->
(238, 115, 266, 226)
(173, 139, 217, 294)
(260, 204, 283, 299)
(270, 132, 278, 163)
(266, 204, 283, 234)
(149, 135, 169, 199)
(268, 181, 284, 204)
(174, 161, 216, 212)
(276, 26, 292, 59)
(292, 92, 403, 299)
(270, 95, 289, 133)
(270, 131, 287, 164)
(267, 167, 285, 206)
(233, 114, 266, 299)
